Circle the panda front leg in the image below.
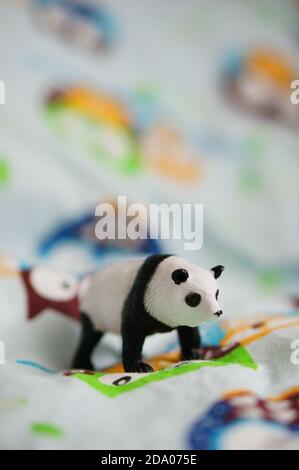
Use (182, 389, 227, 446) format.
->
(177, 326, 202, 361)
(122, 327, 154, 373)
(72, 312, 104, 370)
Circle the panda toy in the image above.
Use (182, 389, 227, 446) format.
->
(73, 254, 224, 373)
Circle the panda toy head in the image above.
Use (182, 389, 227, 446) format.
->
(144, 256, 224, 328)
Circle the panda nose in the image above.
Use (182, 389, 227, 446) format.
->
(214, 310, 223, 317)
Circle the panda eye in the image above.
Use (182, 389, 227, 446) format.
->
(172, 269, 189, 285)
(215, 289, 219, 300)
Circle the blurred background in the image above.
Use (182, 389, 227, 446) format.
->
(0, 0, 298, 323)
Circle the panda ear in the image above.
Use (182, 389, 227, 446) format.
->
(211, 265, 224, 279)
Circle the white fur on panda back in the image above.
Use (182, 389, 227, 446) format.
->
(79, 258, 144, 334)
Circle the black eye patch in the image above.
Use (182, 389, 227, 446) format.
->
(215, 289, 219, 300)
(185, 292, 201, 307)
(172, 269, 189, 285)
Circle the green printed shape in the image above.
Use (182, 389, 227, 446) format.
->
(44, 105, 69, 137)
(216, 344, 256, 368)
(239, 168, 261, 192)
(134, 85, 158, 104)
(30, 422, 64, 438)
(44, 105, 141, 174)
(257, 270, 282, 292)
(73, 346, 257, 398)
(239, 133, 265, 193)
(0, 159, 10, 184)
(89, 134, 141, 174)
(242, 133, 266, 157)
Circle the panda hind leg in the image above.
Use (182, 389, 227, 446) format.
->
(72, 312, 104, 371)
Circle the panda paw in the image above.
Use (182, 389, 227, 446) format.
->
(130, 361, 154, 373)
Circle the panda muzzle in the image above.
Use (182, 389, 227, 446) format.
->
(214, 310, 223, 317)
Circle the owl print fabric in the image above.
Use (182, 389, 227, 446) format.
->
(0, 0, 299, 450)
